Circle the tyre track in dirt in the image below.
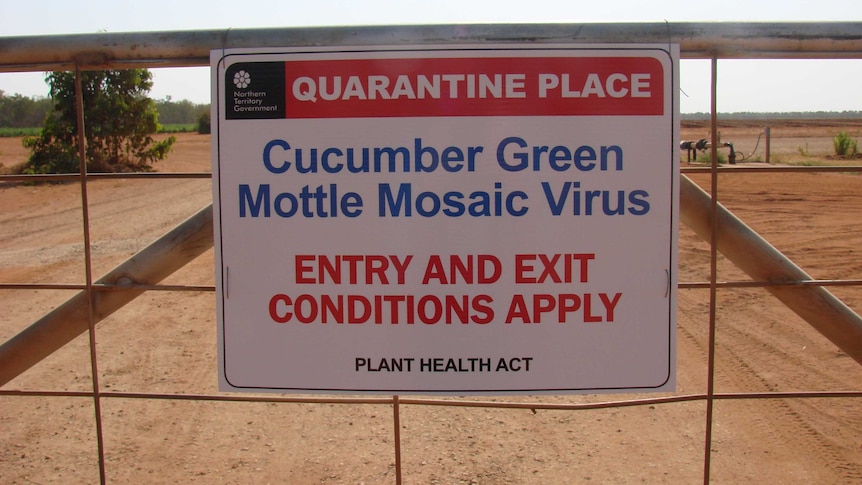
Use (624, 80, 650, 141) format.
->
(0, 176, 211, 283)
(0, 185, 85, 257)
(677, 285, 862, 482)
(714, 317, 862, 483)
(715, 173, 862, 281)
(679, 324, 862, 483)
(675, 177, 862, 481)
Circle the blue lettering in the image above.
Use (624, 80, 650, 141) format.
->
(442, 192, 466, 216)
(541, 181, 569, 216)
(275, 192, 298, 217)
(497, 136, 623, 172)
(628, 190, 650, 215)
(496, 136, 529, 171)
(321, 148, 343, 173)
(379, 183, 412, 217)
(507, 191, 529, 216)
(602, 146, 624, 170)
(416, 192, 441, 217)
(263, 139, 291, 174)
(239, 184, 271, 217)
(415, 138, 438, 172)
(573, 146, 596, 171)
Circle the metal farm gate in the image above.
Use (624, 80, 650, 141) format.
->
(1, 23, 861, 484)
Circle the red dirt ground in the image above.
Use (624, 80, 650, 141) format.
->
(1, 124, 861, 484)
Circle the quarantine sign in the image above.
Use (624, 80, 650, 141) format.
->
(212, 45, 679, 394)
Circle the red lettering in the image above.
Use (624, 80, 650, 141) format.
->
(533, 294, 556, 321)
(390, 255, 412, 284)
(572, 253, 594, 283)
(295, 255, 315, 283)
(366, 255, 389, 284)
(419, 295, 442, 324)
(515, 253, 595, 284)
(505, 294, 531, 324)
(558, 294, 581, 322)
(478, 255, 502, 283)
(343, 255, 363, 284)
(583, 294, 603, 323)
(321, 295, 343, 323)
(471, 295, 494, 324)
(294, 295, 318, 323)
(422, 255, 446, 284)
(320, 255, 341, 283)
(348, 295, 371, 323)
(269, 294, 292, 323)
(600, 292, 622, 322)
(537, 254, 561, 283)
(514, 254, 536, 283)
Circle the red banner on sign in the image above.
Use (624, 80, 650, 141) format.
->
(283, 57, 664, 118)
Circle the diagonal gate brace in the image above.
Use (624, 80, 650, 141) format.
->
(680, 175, 862, 366)
(0, 204, 213, 387)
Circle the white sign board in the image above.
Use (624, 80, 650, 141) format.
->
(212, 45, 678, 394)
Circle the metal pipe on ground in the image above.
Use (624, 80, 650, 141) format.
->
(680, 175, 862, 366)
(0, 204, 213, 388)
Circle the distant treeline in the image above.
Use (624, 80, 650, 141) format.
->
(153, 97, 210, 125)
(2, 90, 858, 127)
(0, 91, 209, 128)
(682, 111, 862, 121)
(0, 91, 52, 128)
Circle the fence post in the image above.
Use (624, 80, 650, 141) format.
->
(393, 395, 402, 485)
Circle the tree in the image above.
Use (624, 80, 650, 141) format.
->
(0, 90, 53, 128)
(196, 111, 211, 134)
(24, 69, 175, 173)
(154, 96, 209, 125)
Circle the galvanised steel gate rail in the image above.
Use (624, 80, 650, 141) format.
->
(2, 22, 862, 71)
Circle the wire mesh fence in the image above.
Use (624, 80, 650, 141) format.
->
(1, 24, 862, 484)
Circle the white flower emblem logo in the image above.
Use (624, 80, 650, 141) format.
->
(233, 70, 251, 89)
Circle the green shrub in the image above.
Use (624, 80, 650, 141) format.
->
(0, 127, 40, 137)
(158, 123, 196, 133)
(697, 150, 727, 165)
(24, 69, 175, 174)
(833, 131, 858, 157)
(196, 111, 211, 134)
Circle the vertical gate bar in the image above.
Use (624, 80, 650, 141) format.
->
(702, 54, 720, 485)
(74, 65, 107, 485)
(393, 395, 402, 485)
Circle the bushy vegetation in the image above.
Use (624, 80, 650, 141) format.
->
(153, 96, 209, 125)
(159, 123, 198, 133)
(1, 90, 210, 137)
(0, 127, 40, 137)
(196, 111, 211, 134)
(0, 90, 53, 129)
(23, 69, 175, 173)
(833, 131, 858, 157)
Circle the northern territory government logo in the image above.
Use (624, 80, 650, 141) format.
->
(225, 62, 285, 119)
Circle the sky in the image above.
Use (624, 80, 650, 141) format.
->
(1, 0, 861, 113)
